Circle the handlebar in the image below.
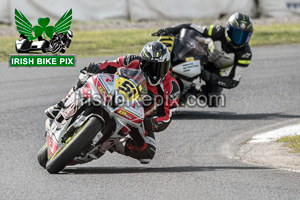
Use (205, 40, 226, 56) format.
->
(150, 32, 159, 37)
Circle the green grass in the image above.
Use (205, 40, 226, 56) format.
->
(0, 36, 17, 62)
(250, 23, 300, 46)
(2, 23, 300, 62)
(69, 29, 156, 57)
(277, 134, 300, 153)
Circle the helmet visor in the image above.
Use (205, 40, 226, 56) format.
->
(228, 25, 252, 45)
(142, 60, 170, 84)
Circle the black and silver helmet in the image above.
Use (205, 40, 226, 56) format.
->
(226, 13, 253, 48)
(140, 41, 170, 86)
(67, 30, 73, 40)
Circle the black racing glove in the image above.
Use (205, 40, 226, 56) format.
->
(151, 28, 172, 36)
(144, 117, 159, 132)
(122, 54, 142, 66)
(84, 63, 101, 74)
(200, 70, 212, 82)
(200, 70, 219, 84)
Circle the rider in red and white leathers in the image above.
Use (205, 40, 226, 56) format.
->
(46, 41, 180, 164)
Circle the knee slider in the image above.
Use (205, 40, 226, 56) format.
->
(143, 144, 156, 160)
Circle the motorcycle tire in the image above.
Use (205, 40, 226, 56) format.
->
(46, 117, 104, 174)
(51, 43, 61, 54)
(37, 143, 48, 169)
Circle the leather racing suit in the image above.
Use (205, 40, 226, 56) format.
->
(87, 54, 180, 163)
(158, 23, 252, 107)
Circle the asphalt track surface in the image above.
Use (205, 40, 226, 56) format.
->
(1, 45, 300, 200)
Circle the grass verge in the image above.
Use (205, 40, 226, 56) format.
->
(277, 134, 300, 153)
(1, 23, 300, 62)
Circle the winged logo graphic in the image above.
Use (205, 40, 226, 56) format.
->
(15, 9, 72, 41)
(14, 9, 73, 54)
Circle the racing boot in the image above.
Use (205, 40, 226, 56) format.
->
(110, 131, 156, 164)
(45, 100, 65, 119)
(44, 118, 53, 137)
(45, 86, 75, 119)
(200, 84, 223, 107)
(45, 69, 92, 119)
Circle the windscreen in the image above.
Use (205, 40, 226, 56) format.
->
(173, 28, 208, 60)
(117, 67, 148, 96)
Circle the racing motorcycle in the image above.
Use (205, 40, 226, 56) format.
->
(48, 31, 73, 53)
(37, 67, 147, 174)
(15, 34, 49, 53)
(15, 31, 73, 54)
(152, 28, 211, 105)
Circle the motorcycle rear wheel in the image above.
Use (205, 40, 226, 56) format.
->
(46, 117, 104, 174)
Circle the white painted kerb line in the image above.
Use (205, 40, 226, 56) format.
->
(249, 124, 300, 143)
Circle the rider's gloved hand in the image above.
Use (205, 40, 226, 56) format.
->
(200, 70, 212, 82)
(122, 54, 142, 67)
(151, 28, 171, 36)
(201, 70, 219, 84)
(144, 117, 159, 132)
(84, 63, 101, 74)
(201, 55, 208, 66)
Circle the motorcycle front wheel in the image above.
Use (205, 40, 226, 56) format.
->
(37, 142, 48, 169)
(46, 117, 104, 174)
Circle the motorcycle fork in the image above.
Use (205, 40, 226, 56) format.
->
(95, 118, 116, 146)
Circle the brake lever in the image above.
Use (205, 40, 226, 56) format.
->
(79, 69, 95, 76)
(79, 69, 87, 74)
(150, 33, 158, 37)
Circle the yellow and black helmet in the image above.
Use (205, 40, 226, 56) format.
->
(226, 13, 253, 48)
